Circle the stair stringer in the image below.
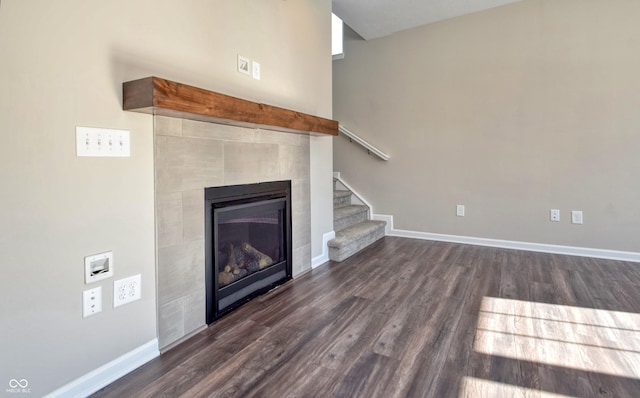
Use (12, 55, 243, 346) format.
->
(333, 172, 373, 216)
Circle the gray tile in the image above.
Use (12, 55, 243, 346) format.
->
(223, 142, 280, 185)
(157, 244, 186, 306)
(183, 239, 205, 294)
(291, 179, 311, 249)
(279, 143, 310, 180)
(154, 116, 182, 137)
(158, 299, 185, 349)
(183, 289, 206, 335)
(292, 180, 311, 216)
(292, 243, 312, 277)
(183, 189, 204, 242)
(299, 134, 310, 147)
(292, 215, 311, 250)
(254, 128, 301, 146)
(156, 192, 183, 249)
(157, 239, 204, 301)
(183, 119, 255, 142)
(157, 239, 205, 347)
(156, 135, 224, 193)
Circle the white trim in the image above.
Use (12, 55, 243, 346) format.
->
(371, 214, 393, 236)
(338, 125, 390, 161)
(312, 230, 336, 268)
(333, 175, 374, 216)
(375, 214, 640, 263)
(44, 339, 159, 398)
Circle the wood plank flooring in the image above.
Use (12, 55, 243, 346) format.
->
(91, 237, 640, 397)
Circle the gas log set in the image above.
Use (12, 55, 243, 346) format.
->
(218, 242, 274, 286)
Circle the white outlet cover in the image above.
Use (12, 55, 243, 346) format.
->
(83, 286, 103, 318)
(456, 204, 465, 217)
(114, 274, 142, 308)
(571, 210, 584, 225)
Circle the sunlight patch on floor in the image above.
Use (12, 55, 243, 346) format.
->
(459, 377, 577, 398)
(474, 297, 640, 379)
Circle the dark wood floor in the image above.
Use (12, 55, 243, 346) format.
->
(92, 237, 640, 397)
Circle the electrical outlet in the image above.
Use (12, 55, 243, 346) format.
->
(83, 286, 102, 318)
(456, 204, 465, 217)
(550, 209, 560, 222)
(113, 274, 141, 308)
(571, 210, 583, 225)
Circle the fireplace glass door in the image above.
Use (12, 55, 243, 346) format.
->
(206, 180, 292, 323)
(215, 198, 285, 288)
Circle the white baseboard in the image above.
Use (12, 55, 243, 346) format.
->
(44, 339, 159, 398)
(374, 214, 640, 263)
(371, 214, 393, 236)
(312, 230, 336, 268)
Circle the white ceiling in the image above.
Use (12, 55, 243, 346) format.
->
(332, 0, 522, 40)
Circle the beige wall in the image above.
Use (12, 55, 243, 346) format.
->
(0, 0, 332, 395)
(333, 0, 640, 252)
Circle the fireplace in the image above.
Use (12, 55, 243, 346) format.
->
(205, 180, 292, 323)
(154, 115, 313, 349)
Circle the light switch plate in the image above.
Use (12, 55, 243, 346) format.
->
(252, 61, 261, 80)
(76, 126, 130, 157)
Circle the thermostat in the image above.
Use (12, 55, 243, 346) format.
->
(85, 251, 114, 283)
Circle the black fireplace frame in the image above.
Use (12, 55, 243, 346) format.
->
(205, 180, 292, 324)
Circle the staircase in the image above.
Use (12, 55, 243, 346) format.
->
(328, 179, 386, 262)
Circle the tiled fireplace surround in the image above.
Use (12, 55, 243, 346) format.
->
(154, 115, 312, 349)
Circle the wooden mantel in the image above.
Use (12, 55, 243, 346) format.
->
(123, 77, 338, 136)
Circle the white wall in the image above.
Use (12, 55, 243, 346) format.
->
(333, 0, 640, 252)
(310, 135, 334, 259)
(0, 0, 332, 395)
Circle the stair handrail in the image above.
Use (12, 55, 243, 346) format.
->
(338, 124, 390, 161)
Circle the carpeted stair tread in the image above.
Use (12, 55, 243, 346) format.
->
(333, 189, 352, 209)
(334, 205, 368, 220)
(328, 220, 386, 262)
(328, 220, 386, 249)
(333, 205, 369, 232)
